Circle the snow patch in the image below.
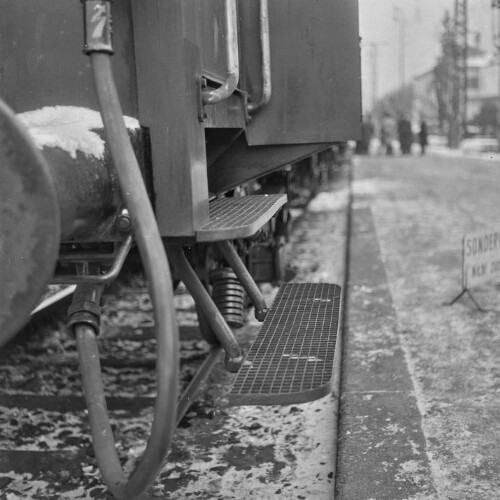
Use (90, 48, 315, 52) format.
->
(308, 188, 349, 213)
(17, 106, 140, 160)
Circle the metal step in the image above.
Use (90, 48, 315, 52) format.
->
(228, 282, 341, 406)
(196, 194, 287, 241)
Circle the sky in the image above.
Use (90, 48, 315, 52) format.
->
(358, 0, 498, 111)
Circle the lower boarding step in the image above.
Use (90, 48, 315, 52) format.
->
(228, 282, 341, 406)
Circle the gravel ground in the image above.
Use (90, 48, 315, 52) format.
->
(0, 169, 350, 499)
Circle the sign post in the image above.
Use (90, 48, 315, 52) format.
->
(450, 229, 500, 310)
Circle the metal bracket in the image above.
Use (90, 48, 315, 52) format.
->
(52, 235, 133, 284)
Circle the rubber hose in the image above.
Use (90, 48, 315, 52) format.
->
(86, 52, 179, 499)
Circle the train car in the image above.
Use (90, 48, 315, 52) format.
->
(0, 1, 361, 498)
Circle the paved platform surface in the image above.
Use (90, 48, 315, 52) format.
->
(336, 153, 500, 499)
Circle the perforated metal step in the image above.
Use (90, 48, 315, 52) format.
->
(196, 194, 287, 241)
(229, 283, 341, 406)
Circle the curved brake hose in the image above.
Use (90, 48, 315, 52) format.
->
(76, 3, 179, 498)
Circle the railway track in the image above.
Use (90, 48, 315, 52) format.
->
(0, 274, 231, 499)
(0, 169, 349, 499)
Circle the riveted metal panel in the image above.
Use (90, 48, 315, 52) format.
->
(183, 0, 229, 85)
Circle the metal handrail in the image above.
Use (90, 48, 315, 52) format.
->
(202, 0, 239, 105)
(247, 0, 272, 112)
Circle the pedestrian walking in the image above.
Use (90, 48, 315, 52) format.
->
(418, 120, 428, 155)
(398, 116, 413, 155)
(381, 112, 396, 156)
(356, 115, 374, 155)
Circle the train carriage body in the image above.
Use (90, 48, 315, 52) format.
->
(0, 1, 361, 497)
(1, 0, 360, 234)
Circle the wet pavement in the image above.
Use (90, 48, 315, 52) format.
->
(336, 153, 500, 499)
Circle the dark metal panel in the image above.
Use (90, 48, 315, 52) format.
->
(207, 133, 331, 194)
(0, 1, 138, 117)
(239, 0, 361, 145)
(131, 0, 209, 237)
(183, 0, 229, 84)
(202, 93, 247, 128)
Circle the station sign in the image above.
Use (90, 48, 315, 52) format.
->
(462, 229, 500, 288)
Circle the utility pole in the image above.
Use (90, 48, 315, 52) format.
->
(493, 0, 500, 151)
(449, 0, 468, 147)
(365, 41, 389, 112)
(370, 43, 379, 110)
(455, 0, 468, 138)
(369, 43, 382, 110)
(393, 6, 406, 89)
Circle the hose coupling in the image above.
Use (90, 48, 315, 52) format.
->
(67, 284, 104, 335)
(82, 0, 114, 55)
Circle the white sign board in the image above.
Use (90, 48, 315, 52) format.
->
(463, 230, 500, 288)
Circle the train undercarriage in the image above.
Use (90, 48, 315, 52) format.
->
(0, 1, 360, 497)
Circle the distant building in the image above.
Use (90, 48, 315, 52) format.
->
(413, 46, 500, 136)
(467, 54, 499, 128)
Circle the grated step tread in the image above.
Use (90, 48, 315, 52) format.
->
(228, 282, 341, 406)
(196, 194, 287, 242)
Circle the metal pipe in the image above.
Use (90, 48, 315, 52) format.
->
(176, 346, 223, 426)
(166, 244, 243, 372)
(202, 0, 239, 104)
(215, 240, 268, 321)
(247, 0, 272, 112)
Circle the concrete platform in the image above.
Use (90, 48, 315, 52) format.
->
(336, 207, 434, 498)
(335, 153, 500, 499)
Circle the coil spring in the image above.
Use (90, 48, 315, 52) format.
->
(209, 267, 245, 328)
